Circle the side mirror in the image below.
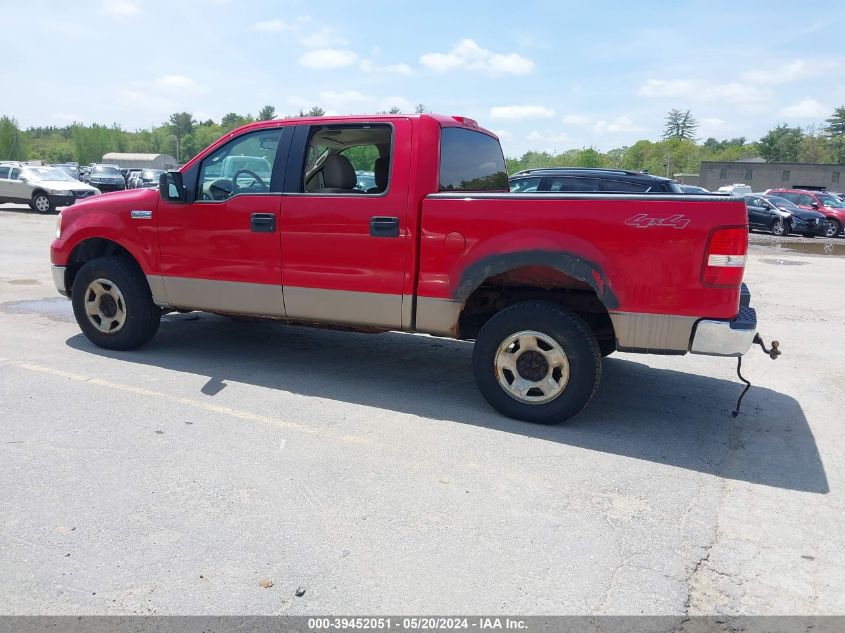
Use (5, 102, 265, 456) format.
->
(160, 171, 186, 203)
(19, 176, 27, 182)
(811, 202, 819, 209)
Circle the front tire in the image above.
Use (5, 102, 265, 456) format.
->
(31, 192, 53, 214)
(472, 302, 601, 424)
(71, 256, 161, 350)
(771, 218, 789, 236)
(825, 219, 842, 238)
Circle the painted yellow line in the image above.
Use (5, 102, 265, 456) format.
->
(0, 355, 365, 442)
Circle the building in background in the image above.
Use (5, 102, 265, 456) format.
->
(700, 160, 843, 192)
(101, 153, 177, 170)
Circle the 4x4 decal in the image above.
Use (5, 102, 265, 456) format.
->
(625, 213, 691, 229)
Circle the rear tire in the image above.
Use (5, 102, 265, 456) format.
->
(30, 192, 53, 214)
(71, 256, 160, 350)
(472, 302, 601, 424)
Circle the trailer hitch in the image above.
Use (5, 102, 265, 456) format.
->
(732, 334, 781, 417)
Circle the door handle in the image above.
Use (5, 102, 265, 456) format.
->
(370, 216, 399, 238)
(250, 213, 276, 232)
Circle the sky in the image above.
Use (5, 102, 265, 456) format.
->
(3, 0, 845, 157)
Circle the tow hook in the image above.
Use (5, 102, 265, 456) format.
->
(753, 334, 781, 360)
(732, 334, 781, 417)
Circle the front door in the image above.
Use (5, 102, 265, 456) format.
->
(279, 120, 411, 329)
(156, 126, 288, 316)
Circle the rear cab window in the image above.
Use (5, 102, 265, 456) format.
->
(439, 127, 508, 192)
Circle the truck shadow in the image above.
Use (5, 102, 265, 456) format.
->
(66, 313, 828, 494)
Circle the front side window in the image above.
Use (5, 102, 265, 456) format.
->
(818, 194, 845, 209)
(302, 124, 393, 195)
(544, 176, 600, 192)
(798, 194, 816, 206)
(198, 128, 282, 201)
(509, 177, 541, 193)
(439, 127, 507, 192)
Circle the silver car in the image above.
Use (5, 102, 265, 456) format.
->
(0, 163, 100, 213)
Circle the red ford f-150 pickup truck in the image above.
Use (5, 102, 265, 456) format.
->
(50, 113, 766, 423)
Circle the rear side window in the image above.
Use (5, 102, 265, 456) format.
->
(510, 177, 541, 192)
(544, 176, 600, 192)
(0, 166, 9, 179)
(602, 179, 653, 193)
(439, 127, 507, 192)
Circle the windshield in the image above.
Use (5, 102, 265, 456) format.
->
(92, 165, 120, 175)
(818, 194, 845, 208)
(22, 167, 76, 182)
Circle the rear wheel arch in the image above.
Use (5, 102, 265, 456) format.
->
(457, 261, 617, 356)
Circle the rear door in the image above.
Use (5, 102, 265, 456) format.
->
(279, 120, 411, 329)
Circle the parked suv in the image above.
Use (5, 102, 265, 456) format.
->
(509, 168, 683, 193)
(0, 163, 100, 213)
(765, 188, 845, 237)
(744, 194, 827, 237)
(86, 164, 126, 192)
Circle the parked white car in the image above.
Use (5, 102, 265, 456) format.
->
(0, 163, 100, 213)
(716, 183, 753, 196)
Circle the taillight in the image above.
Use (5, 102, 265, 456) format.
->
(702, 227, 747, 286)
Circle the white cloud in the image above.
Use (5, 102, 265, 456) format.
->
(698, 117, 728, 137)
(562, 114, 590, 125)
(490, 105, 555, 121)
(741, 59, 842, 86)
(101, 0, 140, 16)
(780, 98, 829, 119)
(420, 39, 534, 75)
(360, 59, 413, 75)
(299, 27, 348, 48)
(52, 113, 84, 123)
(251, 19, 293, 32)
(154, 75, 211, 95)
(637, 79, 772, 106)
(593, 116, 645, 135)
(298, 49, 358, 69)
(525, 130, 574, 152)
(492, 129, 513, 140)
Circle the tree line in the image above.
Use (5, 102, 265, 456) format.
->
(2, 105, 844, 174)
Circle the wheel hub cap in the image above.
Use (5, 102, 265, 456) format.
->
(494, 330, 570, 405)
(84, 278, 127, 334)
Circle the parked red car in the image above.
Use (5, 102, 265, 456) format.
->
(51, 113, 770, 423)
(764, 188, 845, 237)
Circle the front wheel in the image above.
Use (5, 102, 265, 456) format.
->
(825, 219, 842, 238)
(771, 218, 790, 236)
(71, 256, 161, 350)
(30, 192, 53, 214)
(472, 302, 601, 424)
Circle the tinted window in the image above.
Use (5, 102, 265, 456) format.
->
(0, 166, 9, 179)
(603, 179, 653, 193)
(439, 127, 507, 192)
(509, 177, 541, 193)
(544, 176, 600, 192)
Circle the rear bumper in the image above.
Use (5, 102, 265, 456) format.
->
(690, 304, 757, 357)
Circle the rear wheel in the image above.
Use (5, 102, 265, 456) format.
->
(825, 219, 841, 238)
(30, 192, 53, 214)
(472, 302, 601, 424)
(71, 256, 160, 350)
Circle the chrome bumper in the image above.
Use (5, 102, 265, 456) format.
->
(690, 306, 757, 357)
(52, 265, 68, 296)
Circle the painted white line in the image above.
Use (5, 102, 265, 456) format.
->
(0, 355, 368, 444)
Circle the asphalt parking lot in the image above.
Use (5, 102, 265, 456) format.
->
(1, 203, 844, 616)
